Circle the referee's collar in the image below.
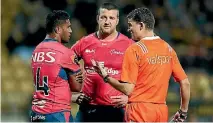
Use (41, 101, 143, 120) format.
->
(142, 36, 160, 40)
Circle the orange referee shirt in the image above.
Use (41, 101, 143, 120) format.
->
(121, 36, 187, 103)
(121, 36, 187, 122)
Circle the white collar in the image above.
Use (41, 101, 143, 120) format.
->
(142, 36, 160, 40)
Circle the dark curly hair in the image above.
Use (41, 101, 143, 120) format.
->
(45, 10, 70, 34)
(127, 7, 155, 30)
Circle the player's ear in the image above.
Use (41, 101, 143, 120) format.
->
(54, 27, 59, 34)
(54, 28, 57, 33)
(116, 17, 119, 25)
(96, 15, 99, 23)
(55, 27, 61, 34)
(116, 12, 119, 25)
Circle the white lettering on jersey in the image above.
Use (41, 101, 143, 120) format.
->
(147, 54, 171, 65)
(37, 52, 45, 62)
(85, 49, 95, 53)
(86, 61, 119, 75)
(32, 52, 56, 63)
(110, 49, 124, 55)
(32, 53, 37, 62)
(45, 52, 56, 62)
(105, 67, 119, 75)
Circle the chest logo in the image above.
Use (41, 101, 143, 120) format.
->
(110, 49, 124, 55)
(85, 49, 95, 53)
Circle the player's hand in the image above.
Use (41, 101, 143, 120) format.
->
(75, 71, 84, 83)
(111, 95, 128, 108)
(91, 59, 108, 78)
(76, 93, 91, 105)
(171, 109, 188, 122)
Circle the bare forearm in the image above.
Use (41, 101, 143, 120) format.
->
(179, 78, 190, 112)
(69, 75, 82, 92)
(71, 82, 82, 92)
(107, 77, 133, 96)
(90, 59, 134, 95)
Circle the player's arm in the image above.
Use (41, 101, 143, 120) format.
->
(91, 47, 138, 96)
(71, 39, 84, 61)
(171, 50, 190, 122)
(60, 50, 83, 92)
(66, 69, 83, 92)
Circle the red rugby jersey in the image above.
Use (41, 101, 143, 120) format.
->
(31, 38, 80, 113)
(71, 33, 133, 105)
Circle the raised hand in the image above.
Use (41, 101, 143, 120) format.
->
(91, 59, 108, 78)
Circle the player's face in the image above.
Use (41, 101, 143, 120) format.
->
(60, 19, 72, 43)
(97, 8, 119, 34)
(127, 19, 142, 41)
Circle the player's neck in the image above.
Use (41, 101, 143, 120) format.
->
(45, 34, 61, 42)
(97, 30, 118, 42)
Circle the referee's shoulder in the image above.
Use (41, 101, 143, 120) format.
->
(126, 42, 141, 52)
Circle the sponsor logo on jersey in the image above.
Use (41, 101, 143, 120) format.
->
(86, 61, 119, 75)
(32, 115, 46, 121)
(110, 49, 124, 55)
(147, 54, 171, 65)
(105, 67, 119, 75)
(85, 49, 95, 53)
(32, 52, 56, 63)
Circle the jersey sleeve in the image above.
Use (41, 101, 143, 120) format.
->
(120, 46, 139, 84)
(71, 38, 84, 60)
(171, 50, 187, 82)
(60, 50, 80, 74)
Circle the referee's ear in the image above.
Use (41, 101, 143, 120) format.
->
(139, 22, 144, 30)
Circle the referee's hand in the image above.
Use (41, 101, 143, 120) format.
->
(171, 109, 188, 122)
(111, 95, 128, 108)
(76, 93, 91, 105)
(91, 59, 108, 78)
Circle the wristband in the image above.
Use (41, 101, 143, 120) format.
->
(103, 75, 110, 83)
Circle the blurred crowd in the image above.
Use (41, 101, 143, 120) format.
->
(1, 0, 213, 121)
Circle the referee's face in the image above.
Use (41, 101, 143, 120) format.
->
(127, 19, 142, 40)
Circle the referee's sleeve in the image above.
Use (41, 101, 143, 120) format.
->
(171, 50, 187, 82)
(120, 46, 139, 84)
